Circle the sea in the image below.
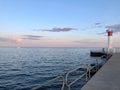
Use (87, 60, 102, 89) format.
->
(0, 47, 111, 90)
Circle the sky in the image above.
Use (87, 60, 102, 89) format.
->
(0, 0, 120, 47)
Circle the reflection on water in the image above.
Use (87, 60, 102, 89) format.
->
(0, 47, 99, 90)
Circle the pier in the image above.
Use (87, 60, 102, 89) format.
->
(81, 53, 120, 90)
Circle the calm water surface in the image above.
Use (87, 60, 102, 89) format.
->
(0, 47, 100, 90)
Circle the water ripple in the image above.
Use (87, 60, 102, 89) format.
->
(0, 47, 99, 90)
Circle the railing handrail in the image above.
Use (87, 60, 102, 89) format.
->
(65, 66, 83, 85)
(31, 75, 65, 90)
(31, 58, 103, 90)
(65, 63, 98, 90)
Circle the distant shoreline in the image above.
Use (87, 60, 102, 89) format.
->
(0, 46, 109, 48)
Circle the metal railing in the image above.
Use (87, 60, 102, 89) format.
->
(101, 54, 112, 64)
(31, 57, 105, 90)
(31, 75, 65, 90)
(65, 66, 86, 90)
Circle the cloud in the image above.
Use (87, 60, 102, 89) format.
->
(74, 38, 106, 44)
(0, 37, 23, 43)
(73, 39, 106, 47)
(97, 32, 106, 35)
(34, 27, 77, 32)
(22, 35, 44, 40)
(105, 24, 120, 33)
(16, 38, 23, 43)
(95, 23, 101, 26)
(81, 23, 103, 31)
(0, 37, 16, 43)
(0, 35, 43, 44)
(74, 40, 103, 44)
(96, 24, 120, 35)
(94, 22, 103, 28)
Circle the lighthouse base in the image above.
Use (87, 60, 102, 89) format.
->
(108, 48, 116, 54)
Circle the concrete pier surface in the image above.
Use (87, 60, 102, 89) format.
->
(81, 53, 120, 90)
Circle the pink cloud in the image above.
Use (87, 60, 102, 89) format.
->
(15, 38, 23, 43)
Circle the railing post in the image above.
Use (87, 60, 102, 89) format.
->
(86, 72, 88, 81)
(61, 76, 65, 90)
(96, 59, 99, 71)
(86, 64, 90, 81)
(86, 65, 88, 81)
(68, 85, 70, 90)
(88, 64, 91, 78)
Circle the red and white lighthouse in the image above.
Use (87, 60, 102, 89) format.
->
(107, 29, 113, 53)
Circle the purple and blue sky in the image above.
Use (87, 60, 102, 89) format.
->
(0, 0, 120, 47)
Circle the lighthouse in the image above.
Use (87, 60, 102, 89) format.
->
(107, 29, 114, 53)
